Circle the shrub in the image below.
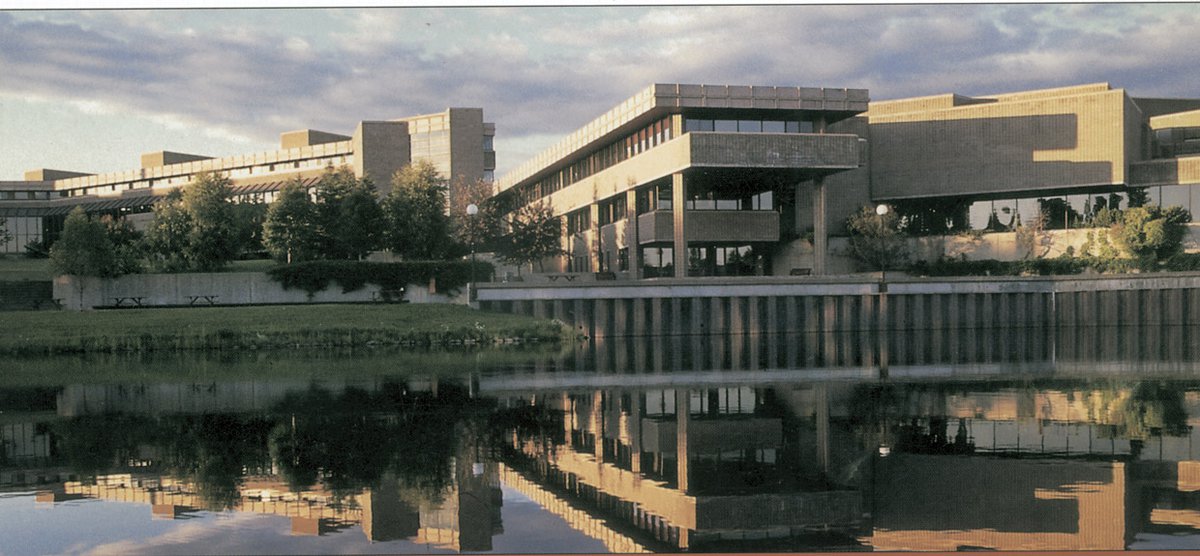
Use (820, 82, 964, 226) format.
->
(267, 260, 494, 297)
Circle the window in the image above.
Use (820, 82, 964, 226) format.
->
(714, 120, 738, 132)
(618, 248, 629, 271)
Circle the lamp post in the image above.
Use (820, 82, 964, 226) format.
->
(466, 203, 479, 303)
(875, 203, 890, 378)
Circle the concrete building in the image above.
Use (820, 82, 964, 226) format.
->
(493, 82, 1200, 279)
(864, 83, 1200, 232)
(0, 108, 495, 253)
(492, 83, 870, 278)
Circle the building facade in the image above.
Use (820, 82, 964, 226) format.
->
(493, 83, 870, 279)
(495, 82, 1200, 279)
(0, 108, 495, 253)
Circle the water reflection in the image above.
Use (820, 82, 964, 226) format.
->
(5, 328, 1200, 552)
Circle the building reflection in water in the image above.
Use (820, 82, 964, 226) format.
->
(5, 326, 1200, 551)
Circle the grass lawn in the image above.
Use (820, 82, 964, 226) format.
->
(0, 257, 52, 281)
(0, 303, 568, 355)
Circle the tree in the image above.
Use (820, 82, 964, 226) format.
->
(262, 180, 321, 263)
(101, 215, 144, 275)
(1015, 210, 1051, 260)
(383, 160, 452, 260)
(1115, 205, 1192, 266)
(450, 177, 502, 253)
(845, 206, 909, 271)
(314, 168, 384, 260)
(50, 207, 124, 308)
(0, 216, 11, 249)
(180, 171, 239, 271)
(143, 172, 239, 272)
(143, 190, 193, 272)
(497, 202, 562, 273)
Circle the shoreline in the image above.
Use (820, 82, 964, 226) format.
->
(0, 303, 569, 356)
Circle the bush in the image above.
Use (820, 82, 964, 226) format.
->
(267, 260, 495, 297)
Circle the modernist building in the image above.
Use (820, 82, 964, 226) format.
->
(495, 82, 1200, 278)
(864, 83, 1200, 231)
(492, 83, 870, 278)
(0, 108, 495, 253)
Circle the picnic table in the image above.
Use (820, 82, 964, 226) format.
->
(112, 296, 146, 307)
(186, 295, 220, 306)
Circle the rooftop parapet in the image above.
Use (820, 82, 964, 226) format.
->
(497, 83, 869, 191)
(140, 151, 212, 170)
(280, 129, 352, 150)
(23, 169, 92, 182)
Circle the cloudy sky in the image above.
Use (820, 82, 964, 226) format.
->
(1, 3, 1198, 181)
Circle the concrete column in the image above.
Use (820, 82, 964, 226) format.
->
(595, 299, 611, 339)
(632, 298, 647, 337)
(533, 299, 548, 320)
(675, 389, 690, 493)
(671, 173, 687, 277)
(592, 391, 604, 460)
(815, 384, 830, 474)
(613, 298, 628, 337)
(812, 177, 828, 275)
(626, 189, 641, 279)
(630, 393, 643, 474)
(590, 204, 602, 272)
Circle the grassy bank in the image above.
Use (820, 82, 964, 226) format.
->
(0, 344, 572, 387)
(0, 304, 569, 355)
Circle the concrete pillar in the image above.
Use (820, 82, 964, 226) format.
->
(815, 384, 830, 474)
(626, 189, 641, 279)
(671, 298, 684, 336)
(613, 298, 628, 337)
(592, 391, 604, 460)
(671, 173, 688, 277)
(632, 298, 647, 337)
(812, 177, 828, 275)
(630, 393, 643, 474)
(710, 297, 725, 334)
(675, 389, 690, 493)
(552, 299, 566, 322)
(533, 299, 548, 320)
(595, 299, 611, 339)
(590, 204, 602, 272)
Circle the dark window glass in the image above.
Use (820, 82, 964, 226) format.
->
(714, 120, 738, 132)
(763, 121, 786, 133)
(800, 120, 815, 133)
(738, 120, 762, 132)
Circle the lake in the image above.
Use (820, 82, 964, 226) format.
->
(3, 326, 1200, 553)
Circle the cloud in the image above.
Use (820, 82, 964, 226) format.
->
(0, 5, 1197, 178)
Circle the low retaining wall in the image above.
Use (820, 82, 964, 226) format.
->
(54, 272, 465, 311)
(476, 272, 1200, 339)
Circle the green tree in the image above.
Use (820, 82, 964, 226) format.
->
(314, 168, 384, 260)
(450, 177, 502, 253)
(143, 190, 194, 272)
(101, 215, 144, 275)
(180, 171, 239, 271)
(498, 202, 562, 273)
(143, 172, 240, 271)
(845, 206, 909, 271)
(50, 207, 125, 308)
(383, 160, 452, 260)
(262, 180, 321, 263)
(0, 216, 11, 249)
(1115, 205, 1192, 267)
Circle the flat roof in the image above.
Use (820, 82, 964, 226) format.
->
(497, 83, 869, 192)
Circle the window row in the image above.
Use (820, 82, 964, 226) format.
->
(513, 117, 674, 208)
(51, 156, 352, 199)
(684, 118, 814, 134)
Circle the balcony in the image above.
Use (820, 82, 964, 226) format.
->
(637, 210, 780, 244)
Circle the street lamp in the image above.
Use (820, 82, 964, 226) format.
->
(466, 203, 479, 302)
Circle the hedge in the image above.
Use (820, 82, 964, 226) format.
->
(267, 260, 494, 298)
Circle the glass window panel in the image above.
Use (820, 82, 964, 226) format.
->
(714, 120, 738, 132)
(762, 121, 786, 133)
(785, 121, 799, 133)
(738, 120, 762, 132)
(685, 119, 702, 132)
(799, 120, 815, 133)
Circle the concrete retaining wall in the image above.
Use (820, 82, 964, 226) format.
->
(54, 272, 464, 311)
(477, 273, 1200, 341)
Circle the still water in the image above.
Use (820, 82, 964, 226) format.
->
(4, 327, 1200, 553)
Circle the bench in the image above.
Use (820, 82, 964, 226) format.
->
(112, 296, 146, 307)
(186, 295, 220, 306)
